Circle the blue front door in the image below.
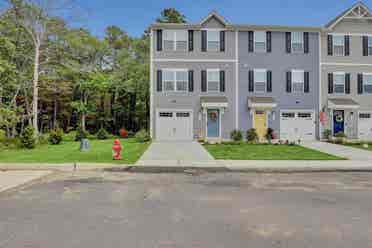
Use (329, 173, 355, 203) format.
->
(333, 110, 344, 135)
(207, 109, 220, 138)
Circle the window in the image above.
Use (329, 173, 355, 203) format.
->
(359, 113, 371, 119)
(207, 30, 220, 51)
(334, 73, 345, 94)
(254, 69, 267, 93)
(282, 112, 295, 118)
(368, 37, 372, 56)
(363, 74, 372, 94)
(254, 31, 266, 52)
(159, 112, 173, 117)
(291, 32, 304, 53)
(333, 35, 344, 56)
(292, 70, 304, 93)
(207, 69, 220, 92)
(163, 30, 187, 51)
(176, 112, 190, 118)
(163, 69, 188, 92)
(298, 113, 312, 118)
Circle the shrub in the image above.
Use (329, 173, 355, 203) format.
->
(97, 128, 109, 140)
(20, 126, 36, 149)
(75, 127, 88, 141)
(38, 133, 49, 145)
(265, 128, 275, 143)
(0, 129, 6, 143)
(334, 132, 346, 138)
(230, 130, 243, 142)
(246, 128, 258, 143)
(119, 128, 128, 138)
(49, 128, 63, 145)
(135, 129, 151, 143)
(334, 131, 346, 144)
(323, 129, 332, 140)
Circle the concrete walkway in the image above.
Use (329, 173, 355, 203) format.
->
(0, 171, 53, 193)
(136, 141, 215, 166)
(302, 141, 372, 161)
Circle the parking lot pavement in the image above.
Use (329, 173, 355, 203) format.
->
(1, 171, 372, 248)
(0, 170, 52, 193)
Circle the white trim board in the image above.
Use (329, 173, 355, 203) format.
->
(154, 59, 237, 63)
(321, 62, 372, 67)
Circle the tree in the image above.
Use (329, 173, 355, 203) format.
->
(156, 8, 186, 23)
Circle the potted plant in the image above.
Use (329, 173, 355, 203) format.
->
(334, 132, 346, 144)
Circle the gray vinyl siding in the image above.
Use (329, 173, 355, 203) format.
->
(321, 18, 372, 138)
(238, 31, 320, 138)
(152, 61, 236, 140)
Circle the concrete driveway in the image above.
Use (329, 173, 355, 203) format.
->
(137, 141, 214, 166)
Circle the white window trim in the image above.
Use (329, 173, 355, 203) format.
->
(206, 30, 220, 52)
(291, 32, 304, 53)
(332, 35, 345, 56)
(333, 72, 346, 95)
(254, 31, 267, 53)
(163, 30, 188, 51)
(162, 69, 188, 93)
(254, 69, 267, 93)
(207, 69, 220, 92)
(363, 72, 372, 94)
(291, 69, 305, 93)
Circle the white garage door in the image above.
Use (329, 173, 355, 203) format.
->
(358, 112, 372, 141)
(156, 110, 193, 141)
(280, 110, 315, 141)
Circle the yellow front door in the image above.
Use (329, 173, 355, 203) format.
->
(254, 110, 267, 140)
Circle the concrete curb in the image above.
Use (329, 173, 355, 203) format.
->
(0, 163, 130, 172)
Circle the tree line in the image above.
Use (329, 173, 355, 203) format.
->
(0, 0, 186, 139)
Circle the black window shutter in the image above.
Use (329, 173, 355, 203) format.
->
(156, 70, 162, 92)
(266, 31, 272, 53)
(248, 70, 254, 92)
(363, 36, 368, 56)
(327, 35, 333, 56)
(201, 70, 207, 92)
(248, 31, 254, 52)
(345, 73, 351, 94)
(304, 71, 310, 93)
(188, 70, 194, 92)
(358, 73, 364, 94)
(188, 30, 194, 51)
(344, 35, 350, 56)
(201, 31, 207, 52)
(220, 31, 225, 52)
(286, 71, 292, 92)
(304, 32, 309, 54)
(266, 70, 272, 92)
(285, 32, 291, 53)
(156, 30, 162, 51)
(220, 70, 225, 92)
(328, 73, 334, 94)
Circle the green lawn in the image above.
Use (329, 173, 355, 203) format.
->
(204, 143, 344, 160)
(0, 138, 150, 164)
(343, 143, 372, 152)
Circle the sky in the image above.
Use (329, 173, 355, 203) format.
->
(67, 0, 372, 37)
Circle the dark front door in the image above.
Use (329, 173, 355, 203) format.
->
(333, 110, 344, 135)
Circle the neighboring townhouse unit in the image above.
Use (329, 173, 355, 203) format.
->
(150, 12, 321, 142)
(321, 2, 372, 140)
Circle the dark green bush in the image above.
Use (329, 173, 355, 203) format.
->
(38, 133, 49, 145)
(0, 129, 6, 143)
(97, 128, 109, 140)
(246, 128, 258, 142)
(265, 128, 275, 143)
(20, 126, 36, 149)
(75, 127, 88, 141)
(135, 129, 151, 143)
(230, 129, 243, 142)
(49, 128, 63, 145)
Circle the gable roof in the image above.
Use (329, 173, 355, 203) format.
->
(325, 1, 372, 29)
(200, 11, 229, 26)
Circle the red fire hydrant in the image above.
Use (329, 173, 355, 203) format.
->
(112, 139, 122, 160)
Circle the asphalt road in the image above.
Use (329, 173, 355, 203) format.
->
(1, 171, 372, 248)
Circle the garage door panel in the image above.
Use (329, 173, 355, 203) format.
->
(280, 110, 315, 142)
(359, 113, 372, 141)
(156, 110, 193, 141)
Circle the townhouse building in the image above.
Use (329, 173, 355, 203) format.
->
(149, 2, 372, 142)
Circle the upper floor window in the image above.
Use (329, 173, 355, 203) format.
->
(254, 31, 266, 52)
(291, 32, 304, 53)
(333, 35, 345, 56)
(292, 70, 304, 93)
(363, 74, 372, 93)
(368, 37, 372, 55)
(254, 69, 267, 93)
(163, 69, 188, 92)
(333, 72, 345, 94)
(207, 69, 220, 92)
(163, 30, 187, 51)
(207, 30, 220, 52)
